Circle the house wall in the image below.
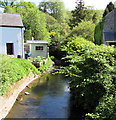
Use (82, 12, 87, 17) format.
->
(0, 27, 24, 58)
(30, 43, 48, 58)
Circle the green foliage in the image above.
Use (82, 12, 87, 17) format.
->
(0, 0, 16, 8)
(16, 2, 50, 43)
(39, 0, 66, 23)
(60, 37, 116, 119)
(24, 29, 32, 42)
(69, 0, 85, 28)
(103, 2, 115, 18)
(83, 8, 103, 24)
(4, 5, 16, 13)
(45, 13, 58, 26)
(69, 1, 103, 29)
(4, 1, 50, 43)
(28, 56, 45, 63)
(39, 57, 53, 73)
(50, 56, 55, 61)
(0, 54, 39, 95)
(0, 55, 53, 96)
(69, 20, 95, 41)
(94, 20, 104, 45)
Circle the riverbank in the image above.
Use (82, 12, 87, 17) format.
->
(0, 55, 53, 119)
(0, 68, 53, 119)
(6, 73, 70, 118)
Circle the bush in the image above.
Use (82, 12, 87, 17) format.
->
(60, 37, 116, 119)
(39, 57, 52, 73)
(28, 56, 45, 63)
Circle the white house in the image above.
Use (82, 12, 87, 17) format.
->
(26, 40, 49, 58)
(0, 13, 25, 58)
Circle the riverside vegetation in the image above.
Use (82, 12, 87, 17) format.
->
(0, 54, 52, 95)
(59, 37, 116, 119)
(0, 0, 116, 119)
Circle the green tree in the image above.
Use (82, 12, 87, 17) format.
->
(69, 20, 95, 41)
(103, 2, 114, 18)
(9, 2, 50, 43)
(69, 0, 85, 28)
(24, 29, 32, 42)
(39, 0, 66, 23)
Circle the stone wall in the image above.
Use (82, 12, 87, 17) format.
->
(0, 72, 40, 119)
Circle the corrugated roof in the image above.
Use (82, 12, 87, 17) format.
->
(27, 40, 48, 44)
(0, 13, 23, 27)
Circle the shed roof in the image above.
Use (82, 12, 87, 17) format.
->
(27, 40, 48, 44)
(0, 13, 23, 27)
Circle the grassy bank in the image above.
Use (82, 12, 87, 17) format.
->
(0, 54, 52, 96)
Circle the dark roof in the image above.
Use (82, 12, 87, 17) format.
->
(104, 8, 116, 31)
(0, 13, 23, 28)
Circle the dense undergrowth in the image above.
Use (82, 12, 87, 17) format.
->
(59, 37, 116, 119)
(39, 57, 53, 73)
(0, 55, 52, 96)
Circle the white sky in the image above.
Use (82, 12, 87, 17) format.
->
(0, 0, 115, 11)
(24, 0, 116, 10)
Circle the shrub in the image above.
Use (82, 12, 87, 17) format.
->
(39, 57, 52, 73)
(60, 37, 116, 119)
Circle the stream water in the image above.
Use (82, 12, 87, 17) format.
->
(6, 73, 71, 118)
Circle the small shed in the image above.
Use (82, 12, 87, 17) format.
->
(27, 40, 49, 58)
(0, 13, 24, 58)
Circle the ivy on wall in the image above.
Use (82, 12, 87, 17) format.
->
(94, 19, 104, 45)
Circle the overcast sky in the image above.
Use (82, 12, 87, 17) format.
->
(24, 0, 116, 10)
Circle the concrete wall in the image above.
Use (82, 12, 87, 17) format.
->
(0, 27, 24, 58)
(30, 43, 48, 58)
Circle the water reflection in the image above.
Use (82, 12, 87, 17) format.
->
(6, 73, 70, 118)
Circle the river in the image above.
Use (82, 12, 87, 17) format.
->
(6, 73, 71, 118)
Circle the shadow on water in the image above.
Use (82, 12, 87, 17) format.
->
(6, 73, 71, 119)
(6, 72, 104, 119)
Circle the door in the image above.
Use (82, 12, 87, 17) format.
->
(6, 43, 14, 55)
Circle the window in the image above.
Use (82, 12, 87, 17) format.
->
(35, 46, 43, 50)
(6, 43, 14, 55)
